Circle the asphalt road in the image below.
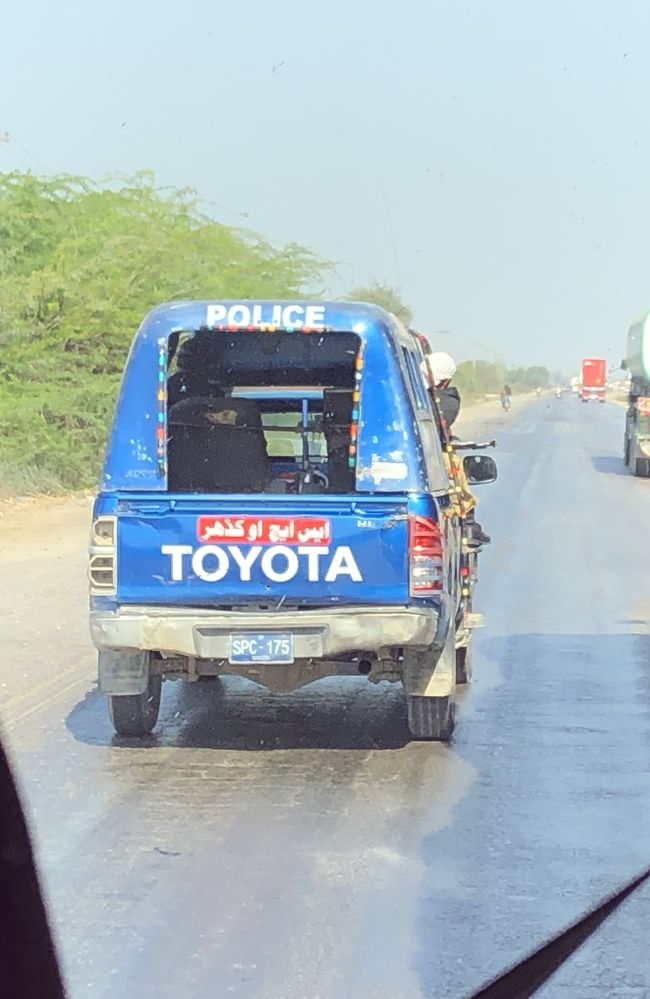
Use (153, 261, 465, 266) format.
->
(2, 394, 650, 999)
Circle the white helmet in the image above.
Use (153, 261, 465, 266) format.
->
(428, 351, 457, 385)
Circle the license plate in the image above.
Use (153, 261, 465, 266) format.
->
(229, 633, 294, 664)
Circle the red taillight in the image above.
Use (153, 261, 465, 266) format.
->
(409, 515, 444, 594)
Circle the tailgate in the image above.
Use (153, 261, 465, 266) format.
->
(116, 495, 409, 606)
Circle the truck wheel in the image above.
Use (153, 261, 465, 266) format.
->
(632, 457, 649, 478)
(108, 674, 162, 737)
(403, 629, 456, 741)
(406, 694, 454, 741)
(456, 643, 473, 685)
(624, 439, 630, 466)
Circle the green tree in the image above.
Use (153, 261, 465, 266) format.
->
(346, 282, 413, 325)
(525, 365, 550, 388)
(455, 361, 477, 398)
(505, 365, 550, 390)
(455, 360, 506, 399)
(0, 171, 331, 492)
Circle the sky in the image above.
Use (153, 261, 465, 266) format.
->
(2, 0, 650, 371)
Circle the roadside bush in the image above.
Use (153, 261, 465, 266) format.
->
(0, 172, 330, 492)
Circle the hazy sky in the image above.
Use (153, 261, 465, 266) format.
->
(2, 0, 649, 370)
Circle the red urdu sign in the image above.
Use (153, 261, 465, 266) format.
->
(197, 516, 332, 546)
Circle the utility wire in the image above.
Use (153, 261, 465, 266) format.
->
(0, 132, 49, 173)
(12, 137, 49, 173)
(0, 136, 32, 171)
(378, 174, 402, 288)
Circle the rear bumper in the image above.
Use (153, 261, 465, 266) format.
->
(90, 604, 441, 660)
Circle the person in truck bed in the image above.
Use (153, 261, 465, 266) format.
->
(168, 333, 214, 407)
(425, 350, 491, 548)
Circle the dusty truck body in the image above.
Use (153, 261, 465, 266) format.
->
(89, 300, 493, 741)
(623, 313, 650, 476)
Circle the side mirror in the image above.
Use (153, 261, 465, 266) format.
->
(463, 454, 497, 485)
(621, 359, 628, 370)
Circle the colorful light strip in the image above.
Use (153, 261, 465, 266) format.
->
(157, 338, 167, 476)
(200, 323, 337, 335)
(349, 346, 364, 469)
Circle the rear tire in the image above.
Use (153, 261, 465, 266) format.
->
(109, 674, 162, 737)
(403, 628, 456, 742)
(406, 694, 455, 741)
(456, 643, 473, 685)
(624, 438, 630, 466)
(632, 457, 649, 478)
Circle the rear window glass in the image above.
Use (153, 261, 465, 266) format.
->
(402, 347, 429, 410)
(260, 409, 328, 460)
(166, 330, 360, 495)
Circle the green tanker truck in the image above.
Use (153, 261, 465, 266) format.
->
(623, 313, 650, 476)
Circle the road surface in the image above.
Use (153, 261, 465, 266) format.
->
(2, 394, 650, 999)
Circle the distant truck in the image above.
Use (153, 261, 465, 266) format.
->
(580, 358, 607, 402)
(623, 313, 650, 476)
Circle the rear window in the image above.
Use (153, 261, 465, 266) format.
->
(165, 329, 360, 494)
(402, 347, 429, 410)
(260, 407, 328, 460)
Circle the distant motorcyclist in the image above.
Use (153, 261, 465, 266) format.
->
(500, 384, 512, 411)
(425, 351, 491, 547)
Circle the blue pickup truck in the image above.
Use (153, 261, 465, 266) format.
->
(89, 301, 495, 740)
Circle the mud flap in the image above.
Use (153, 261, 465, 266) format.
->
(98, 650, 149, 695)
(402, 601, 455, 699)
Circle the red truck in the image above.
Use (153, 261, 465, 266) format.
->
(580, 358, 607, 403)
